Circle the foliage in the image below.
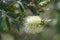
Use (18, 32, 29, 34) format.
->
(0, 0, 50, 33)
(0, 0, 60, 40)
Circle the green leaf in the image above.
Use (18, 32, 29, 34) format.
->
(28, 6, 38, 15)
(5, 2, 16, 12)
(35, 0, 41, 4)
(0, 10, 3, 32)
(1, 15, 9, 32)
(17, 1, 25, 12)
(7, 12, 18, 18)
(0, 10, 2, 25)
(0, 1, 2, 9)
(15, 21, 20, 31)
(21, 0, 31, 4)
(57, 12, 60, 33)
(19, 5, 24, 12)
(6, 17, 11, 31)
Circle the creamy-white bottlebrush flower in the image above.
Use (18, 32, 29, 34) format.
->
(39, 0, 50, 6)
(23, 16, 44, 34)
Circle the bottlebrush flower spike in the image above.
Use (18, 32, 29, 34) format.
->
(23, 16, 44, 34)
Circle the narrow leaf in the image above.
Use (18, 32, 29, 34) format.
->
(14, 21, 20, 31)
(0, 10, 3, 32)
(6, 17, 11, 31)
(2, 15, 8, 32)
(28, 6, 38, 15)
